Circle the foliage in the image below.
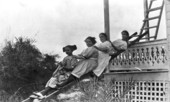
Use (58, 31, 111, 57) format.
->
(77, 77, 136, 102)
(56, 77, 136, 102)
(0, 37, 58, 96)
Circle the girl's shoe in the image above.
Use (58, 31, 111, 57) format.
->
(33, 98, 41, 102)
(30, 94, 38, 99)
(32, 92, 45, 99)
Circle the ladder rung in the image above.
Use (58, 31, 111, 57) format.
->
(151, 0, 157, 2)
(141, 36, 155, 39)
(143, 16, 160, 21)
(143, 26, 158, 30)
(148, 6, 162, 12)
(133, 35, 139, 37)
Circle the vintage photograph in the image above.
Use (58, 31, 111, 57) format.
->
(0, 0, 169, 102)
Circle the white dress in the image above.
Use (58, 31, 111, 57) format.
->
(93, 41, 112, 77)
(112, 39, 127, 50)
(71, 46, 98, 78)
(93, 40, 127, 77)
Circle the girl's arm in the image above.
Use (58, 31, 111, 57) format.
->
(94, 46, 108, 53)
(110, 43, 119, 52)
(52, 58, 65, 76)
(73, 55, 86, 59)
(71, 58, 78, 67)
(52, 68, 58, 76)
(52, 64, 62, 76)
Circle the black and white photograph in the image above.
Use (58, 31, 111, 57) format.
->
(0, 0, 169, 102)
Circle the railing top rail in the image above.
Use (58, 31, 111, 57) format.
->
(129, 38, 167, 48)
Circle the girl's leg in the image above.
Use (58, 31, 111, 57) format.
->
(88, 71, 98, 78)
(32, 87, 55, 99)
(41, 87, 54, 95)
(57, 74, 77, 88)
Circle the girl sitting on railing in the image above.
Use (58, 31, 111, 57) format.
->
(92, 30, 129, 78)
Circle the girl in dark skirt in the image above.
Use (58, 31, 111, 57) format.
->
(30, 45, 78, 99)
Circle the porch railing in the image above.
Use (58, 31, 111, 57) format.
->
(109, 39, 168, 71)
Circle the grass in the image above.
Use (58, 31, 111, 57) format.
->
(0, 91, 23, 102)
(57, 77, 136, 102)
(0, 77, 136, 102)
(0, 82, 45, 102)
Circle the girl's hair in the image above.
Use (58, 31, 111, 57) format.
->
(63, 45, 77, 52)
(99, 33, 108, 40)
(121, 30, 129, 37)
(85, 36, 97, 44)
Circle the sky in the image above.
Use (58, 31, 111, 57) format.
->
(0, 0, 167, 60)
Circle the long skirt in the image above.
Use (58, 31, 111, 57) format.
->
(45, 69, 71, 88)
(71, 58, 98, 78)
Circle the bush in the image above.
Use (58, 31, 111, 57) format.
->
(0, 37, 58, 97)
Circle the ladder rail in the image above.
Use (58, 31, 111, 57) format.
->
(22, 80, 77, 102)
(140, 0, 164, 41)
(154, 0, 164, 40)
(144, 0, 150, 41)
(139, 0, 154, 36)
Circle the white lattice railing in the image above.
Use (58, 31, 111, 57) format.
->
(110, 39, 168, 71)
(113, 80, 170, 102)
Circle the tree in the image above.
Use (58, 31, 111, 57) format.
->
(0, 37, 58, 95)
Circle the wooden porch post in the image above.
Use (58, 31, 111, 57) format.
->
(165, 0, 170, 80)
(165, 1, 170, 101)
(104, 0, 110, 40)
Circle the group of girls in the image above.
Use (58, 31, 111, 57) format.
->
(31, 30, 129, 99)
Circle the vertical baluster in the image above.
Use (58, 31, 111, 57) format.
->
(137, 49, 140, 65)
(146, 47, 150, 65)
(151, 47, 155, 66)
(156, 46, 160, 64)
(141, 48, 145, 64)
(161, 46, 166, 63)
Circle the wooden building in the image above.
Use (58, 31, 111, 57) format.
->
(104, 0, 170, 102)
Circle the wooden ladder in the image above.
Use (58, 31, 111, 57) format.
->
(140, 0, 164, 41)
